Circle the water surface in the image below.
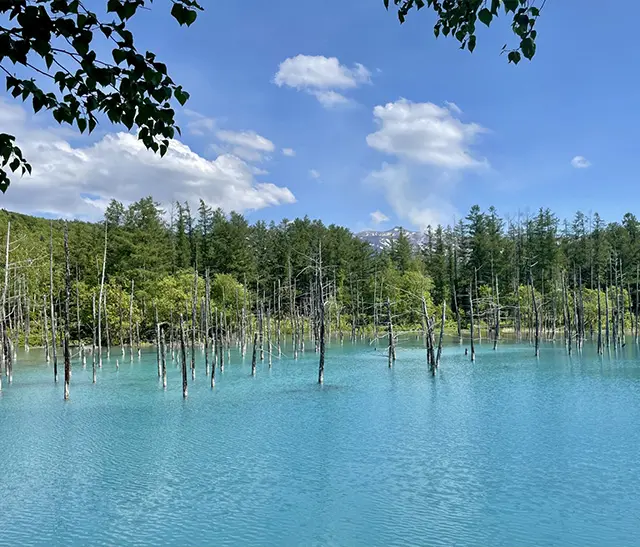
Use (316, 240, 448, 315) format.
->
(1, 339, 639, 546)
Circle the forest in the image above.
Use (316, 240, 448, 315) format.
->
(0, 198, 638, 394)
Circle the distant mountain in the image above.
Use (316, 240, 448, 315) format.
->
(356, 226, 424, 251)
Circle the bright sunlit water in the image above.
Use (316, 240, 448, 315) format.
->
(1, 338, 640, 546)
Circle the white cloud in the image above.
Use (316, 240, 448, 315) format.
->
(312, 90, 350, 108)
(0, 100, 295, 219)
(571, 155, 591, 169)
(216, 130, 275, 152)
(370, 210, 389, 225)
(184, 109, 216, 135)
(444, 101, 462, 115)
(365, 99, 487, 229)
(366, 99, 487, 169)
(274, 54, 370, 108)
(367, 163, 457, 230)
(282, 148, 296, 157)
(309, 169, 320, 179)
(215, 129, 275, 162)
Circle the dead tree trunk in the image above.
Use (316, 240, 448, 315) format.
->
(318, 245, 325, 384)
(129, 280, 134, 361)
(597, 276, 603, 355)
(530, 270, 540, 357)
(469, 285, 475, 362)
(493, 276, 500, 351)
(605, 285, 610, 348)
(160, 325, 167, 389)
(180, 313, 188, 398)
(435, 301, 446, 369)
(386, 297, 395, 367)
(97, 222, 107, 368)
(205, 270, 210, 377)
(49, 222, 58, 381)
(154, 300, 161, 377)
(63, 223, 71, 400)
(91, 292, 97, 384)
(191, 266, 197, 380)
(43, 295, 50, 363)
(251, 330, 258, 377)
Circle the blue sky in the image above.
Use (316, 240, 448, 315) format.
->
(2, 0, 636, 231)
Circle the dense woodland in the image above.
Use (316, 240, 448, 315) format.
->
(0, 198, 639, 394)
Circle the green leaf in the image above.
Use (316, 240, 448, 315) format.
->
(77, 117, 87, 133)
(112, 48, 127, 64)
(520, 36, 536, 59)
(507, 50, 521, 64)
(384, 0, 389, 9)
(503, 0, 518, 13)
(174, 87, 189, 106)
(478, 8, 492, 26)
(468, 34, 477, 53)
(491, 0, 501, 15)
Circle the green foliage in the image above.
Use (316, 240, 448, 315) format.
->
(386, 0, 542, 62)
(0, 0, 203, 190)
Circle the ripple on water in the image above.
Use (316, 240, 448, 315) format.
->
(1, 342, 640, 546)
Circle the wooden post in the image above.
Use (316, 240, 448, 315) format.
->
(63, 223, 71, 400)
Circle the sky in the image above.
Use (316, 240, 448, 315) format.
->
(1, 0, 637, 232)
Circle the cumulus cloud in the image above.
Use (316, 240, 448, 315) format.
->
(309, 169, 320, 179)
(274, 54, 370, 108)
(282, 148, 296, 157)
(0, 100, 295, 220)
(366, 99, 487, 169)
(571, 155, 591, 169)
(366, 99, 487, 229)
(370, 210, 389, 225)
(215, 129, 275, 162)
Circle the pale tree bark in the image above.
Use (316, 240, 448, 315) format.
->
(63, 223, 71, 400)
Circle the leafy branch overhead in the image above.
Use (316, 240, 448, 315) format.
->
(385, 0, 542, 63)
(0, 0, 202, 192)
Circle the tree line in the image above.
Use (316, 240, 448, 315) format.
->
(0, 198, 638, 394)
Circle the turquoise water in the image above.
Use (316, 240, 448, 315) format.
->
(1, 338, 640, 546)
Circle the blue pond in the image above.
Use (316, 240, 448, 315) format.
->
(1, 338, 640, 546)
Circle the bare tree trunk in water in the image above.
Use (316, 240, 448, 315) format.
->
(435, 301, 446, 369)
(530, 269, 540, 357)
(191, 266, 197, 380)
(386, 297, 395, 367)
(63, 223, 71, 400)
(251, 331, 258, 377)
(154, 300, 161, 377)
(49, 222, 58, 381)
(160, 325, 167, 389)
(43, 295, 50, 363)
(469, 285, 475, 362)
(91, 292, 97, 384)
(318, 244, 325, 384)
(179, 313, 188, 398)
(97, 222, 107, 368)
(205, 270, 210, 377)
(597, 276, 603, 355)
(129, 280, 134, 361)
(605, 285, 610, 348)
(493, 276, 500, 351)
